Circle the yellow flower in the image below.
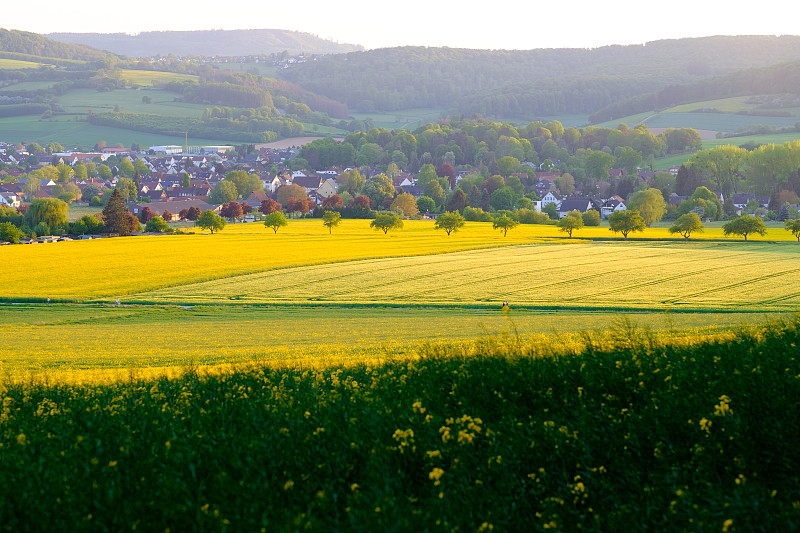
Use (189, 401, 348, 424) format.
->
(284, 480, 294, 490)
(722, 518, 734, 532)
(16, 433, 26, 446)
(429, 467, 445, 485)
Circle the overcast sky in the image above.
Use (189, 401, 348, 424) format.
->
(5, 0, 798, 50)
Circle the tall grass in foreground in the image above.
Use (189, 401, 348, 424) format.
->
(1, 319, 799, 531)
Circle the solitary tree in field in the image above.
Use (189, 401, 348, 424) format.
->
(786, 218, 800, 242)
(264, 211, 288, 234)
(322, 211, 341, 234)
(370, 212, 403, 234)
(608, 210, 645, 240)
(434, 211, 466, 236)
(722, 215, 767, 241)
(557, 210, 584, 238)
(668, 213, 704, 240)
(492, 214, 519, 237)
(197, 210, 226, 234)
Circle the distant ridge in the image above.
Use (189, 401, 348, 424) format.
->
(47, 29, 364, 57)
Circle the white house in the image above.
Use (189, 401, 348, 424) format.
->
(601, 196, 627, 218)
(0, 192, 20, 208)
(541, 191, 562, 209)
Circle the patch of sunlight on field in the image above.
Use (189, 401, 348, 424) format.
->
(132, 240, 800, 312)
(0, 304, 780, 383)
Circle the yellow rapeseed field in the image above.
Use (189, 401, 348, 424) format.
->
(1, 219, 792, 302)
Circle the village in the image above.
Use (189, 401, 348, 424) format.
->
(0, 138, 778, 243)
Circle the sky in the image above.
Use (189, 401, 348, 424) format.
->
(4, 0, 799, 51)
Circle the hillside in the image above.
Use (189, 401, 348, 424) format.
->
(47, 29, 364, 58)
(279, 36, 800, 118)
(0, 28, 116, 64)
(590, 59, 800, 123)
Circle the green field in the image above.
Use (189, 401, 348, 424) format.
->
(129, 241, 800, 313)
(349, 108, 446, 130)
(0, 114, 231, 148)
(56, 87, 207, 117)
(0, 81, 57, 92)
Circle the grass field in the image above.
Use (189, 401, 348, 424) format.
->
(0, 81, 56, 92)
(0, 115, 230, 148)
(56, 87, 206, 117)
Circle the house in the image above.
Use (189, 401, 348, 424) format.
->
(0, 192, 20, 208)
(668, 193, 690, 207)
(292, 175, 323, 192)
(732, 193, 769, 211)
(316, 178, 338, 199)
(601, 196, 627, 218)
(558, 197, 593, 219)
(541, 191, 562, 209)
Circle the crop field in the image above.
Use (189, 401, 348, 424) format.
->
(128, 240, 800, 312)
(0, 58, 44, 69)
(0, 304, 771, 381)
(2, 220, 796, 303)
(2, 216, 799, 529)
(117, 69, 198, 86)
(1, 315, 799, 530)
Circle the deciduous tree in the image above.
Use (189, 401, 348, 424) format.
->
(370, 212, 403, 234)
(197, 210, 226, 234)
(557, 210, 584, 238)
(628, 188, 666, 226)
(322, 211, 341, 234)
(723, 215, 767, 241)
(785, 218, 800, 242)
(668, 213, 704, 240)
(434, 211, 466, 236)
(264, 211, 288, 234)
(608, 209, 645, 240)
(492, 214, 518, 237)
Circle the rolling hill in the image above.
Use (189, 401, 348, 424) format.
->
(47, 29, 363, 58)
(279, 36, 800, 118)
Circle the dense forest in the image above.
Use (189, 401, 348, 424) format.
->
(47, 29, 363, 57)
(280, 37, 800, 118)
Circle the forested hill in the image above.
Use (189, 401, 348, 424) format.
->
(280, 36, 800, 118)
(47, 29, 363, 58)
(590, 59, 800, 123)
(0, 28, 115, 63)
